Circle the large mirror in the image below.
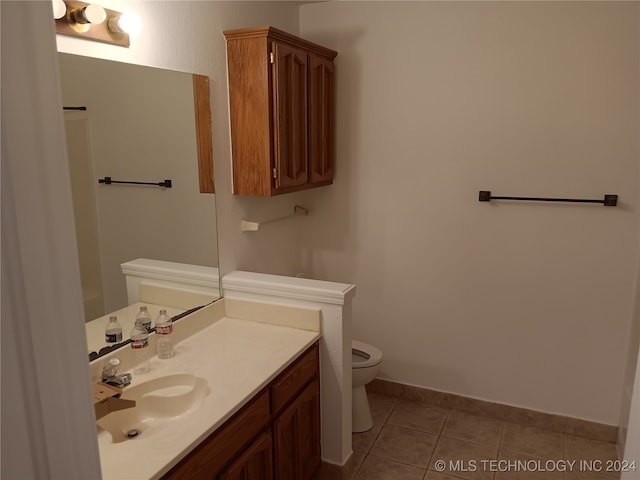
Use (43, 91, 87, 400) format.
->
(58, 53, 219, 357)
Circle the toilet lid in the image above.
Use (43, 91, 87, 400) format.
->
(352, 340, 382, 369)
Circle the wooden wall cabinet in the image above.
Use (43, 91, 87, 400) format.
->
(224, 26, 337, 196)
(162, 343, 320, 480)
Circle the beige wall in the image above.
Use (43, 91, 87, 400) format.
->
(299, 1, 640, 425)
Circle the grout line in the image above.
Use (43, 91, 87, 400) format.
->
(496, 421, 506, 459)
(366, 424, 384, 454)
(438, 408, 451, 436)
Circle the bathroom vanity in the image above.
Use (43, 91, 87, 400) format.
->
(93, 298, 321, 480)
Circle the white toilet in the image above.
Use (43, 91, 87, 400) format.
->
(352, 340, 383, 433)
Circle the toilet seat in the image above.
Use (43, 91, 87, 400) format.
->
(352, 340, 382, 369)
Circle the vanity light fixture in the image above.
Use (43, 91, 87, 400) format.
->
(54, 0, 139, 48)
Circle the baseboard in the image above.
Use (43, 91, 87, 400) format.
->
(368, 378, 618, 443)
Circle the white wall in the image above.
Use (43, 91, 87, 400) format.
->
(300, 1, 640, 425)
(56, 0, 316, 280)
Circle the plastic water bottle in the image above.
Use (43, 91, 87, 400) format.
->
(135, 306, 152, 333)
(105, 316, 123, 343)
(130, 320, 150, 370)
(155, 309, 174, 359)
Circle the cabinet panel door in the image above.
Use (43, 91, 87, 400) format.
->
(219, 432, 273, 480)
(162, 391, 270, 480)
(273, 379, 320, 480)
(308, 55, 334, 185)
(272, 42, 308, 191)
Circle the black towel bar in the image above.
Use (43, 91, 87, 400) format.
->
(98, 177, 172, 188)
(479, 191, 617, 206)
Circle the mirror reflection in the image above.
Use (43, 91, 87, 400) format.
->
(58, 53, 219, 357)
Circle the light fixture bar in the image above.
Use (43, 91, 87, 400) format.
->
(55, 0, 130, 48)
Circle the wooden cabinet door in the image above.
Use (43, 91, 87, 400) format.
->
(308, 55, 334, 185)
(272, 41, 308, 191)
(273, 379, 320, 480)
(162, 392, 270, 480)
(219, 432, 273, 480)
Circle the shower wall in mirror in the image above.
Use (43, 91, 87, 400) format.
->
(58, 53, 219, 352)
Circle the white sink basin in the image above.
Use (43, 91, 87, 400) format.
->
(97, 373, 210, 443)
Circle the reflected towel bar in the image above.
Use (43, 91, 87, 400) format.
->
(98, 177, 172, 188)
(479, 191, 617, 207)
(63, 106, 87, 111)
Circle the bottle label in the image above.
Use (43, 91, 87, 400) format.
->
(157, 324, 173, 335)
(131, 337, 149, 349)
(106, 332, 122, 343)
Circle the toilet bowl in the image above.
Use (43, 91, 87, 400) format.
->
(352, 340, 383, 433)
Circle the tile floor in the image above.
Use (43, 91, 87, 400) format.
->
(315, 392, 624, 480)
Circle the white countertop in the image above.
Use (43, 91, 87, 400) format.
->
(96, 300, 320, 480)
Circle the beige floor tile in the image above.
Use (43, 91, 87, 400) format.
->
(353, 422, 383, 454)
(428, 436, 497, 480)
(501, 423, 563, 460)
(564, 435, 618, 463)
(425, 471, 471, 480)
(354, 454, 426, 480)
(494, 449, 565, 480)
(369, 392, 399, 424)
(441, 410, 503, 449)
(370, 424, 438, 468)
(565, 435, 621, 479)
(388, 399, 450, 434)
(565, 459, 622, 479)
(351, 388, 623, 480)
(566, 471, 621, 480)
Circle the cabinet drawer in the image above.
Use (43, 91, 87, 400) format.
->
(271, 343, 318, 414)
(163, 390, 270, 480)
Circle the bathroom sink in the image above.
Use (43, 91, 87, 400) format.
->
(97, 373, 210, 443)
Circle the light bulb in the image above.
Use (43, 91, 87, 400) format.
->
(72, 4, 106, 24)
(52, 0, 66, 19)
(108, 11, 141, 36)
